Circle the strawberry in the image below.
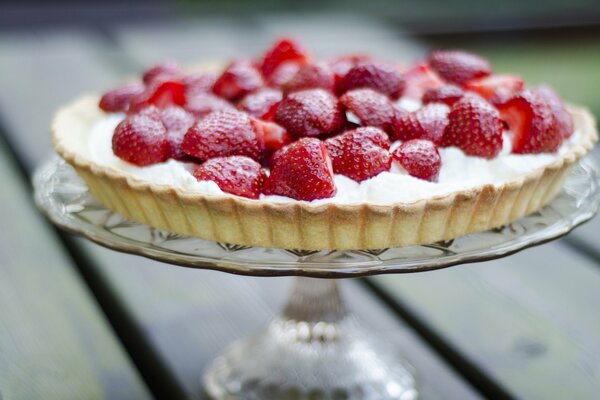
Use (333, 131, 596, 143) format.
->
(339, 88, 399, 135)
(260, 38, 310, 78)
(183, 72, 218, 97)
(328, 54, 372, 86)
(264, 138, 336, 201)
(392, 139, 441, 182)
(112, 110, 170, 166)
(284, 62, 336, 93)
(325, 127, 391, 182)
(129, 77, 186, 112)
(337, 62, 405, 100)
(266, 61, 302, 88)
(142, 61, 182, 84)
(212, 59, 264, 101)
(533, 85, 574, 139)
(99, 83, 145, 112)
(250, 118, 293, 155)
(394, 103, 450, 144)
(160, 106, 196, 161)
(464, 74, 524, 105)
(427, 50, 491, 85)
(274, 89, 344, 137)
(238, 88, 283, 120)
(402, 63, 444, 100)
(498, 89, 562, 154)
(193, 156, 267, 199)
(184, 92, 235, 118)
(182, 110, 261, 161)
(422, 84, 465, 106)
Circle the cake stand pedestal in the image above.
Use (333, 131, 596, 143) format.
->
(33, 155, 600, 400)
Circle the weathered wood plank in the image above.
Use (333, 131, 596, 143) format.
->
(0, 139, 150, 399)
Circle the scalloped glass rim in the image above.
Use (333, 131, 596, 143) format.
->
(33, 155, 600, 278)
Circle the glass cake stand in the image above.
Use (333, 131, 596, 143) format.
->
(34, 155, 600, 400)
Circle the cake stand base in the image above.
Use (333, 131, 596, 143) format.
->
(203, 277, 418, 400)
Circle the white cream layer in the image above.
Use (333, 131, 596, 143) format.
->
(88, 113, 579, 205)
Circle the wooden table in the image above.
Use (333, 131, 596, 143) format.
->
(1, 14, 600, 400)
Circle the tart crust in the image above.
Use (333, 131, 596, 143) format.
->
(52, 95, 597, 250)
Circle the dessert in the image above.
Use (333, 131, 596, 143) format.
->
(52, 39, 597, 250)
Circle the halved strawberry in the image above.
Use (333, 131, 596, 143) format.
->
(394, 103, 450, 144)
(392, 139, 441, 182)
(284, 62, 336, 93)
(99, 83, 145, 113)
(274, 89, 344, 137)
(497, 89, 562, 154)
(182, 110, 261, 161)
(112, 110, 170, 166)
(160, 106, 195, 161)
(142, 61, 182, 84)
(184, 92, 235, 118)
(264, 138, 336, 201)
(533, 85, 574, 139)
(337, 62, 405, 100)
(325, 127, 391, 182)
(339, 88, 399, 135)
(129, 77, 186, 112)
(260, 38, 310, 78)
(193, 156, 267, 199)
(238, 88, 283, 120)
(427, 50, 491, 85)
(422, 84, 465, 106)
(251, 118, 293, 154)
(464, 74, 524, 105)
(212, 59, 264, 101)
(442, 94, 503, 158)
(402, 63, 444, 100)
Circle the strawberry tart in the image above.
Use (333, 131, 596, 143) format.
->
(52, 39, 597, 250)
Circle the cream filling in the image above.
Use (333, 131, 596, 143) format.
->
(88, 113, 579, 205)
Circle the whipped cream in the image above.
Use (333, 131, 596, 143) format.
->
(87, 113, 579, 205)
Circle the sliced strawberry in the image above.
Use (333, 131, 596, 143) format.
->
(402, 63, 444, 100)
(422, 84, 465, 106)
(325, 127, 391, 182)
(212, 59, 264, 101)
(193, 156, 267, 199)
(142, 61, 182, 84)
(129, 78, 186, 112)
(534, 85, 574, 139)
(264, 138, 336, 201)
(274, 89, 344, 137)
(498, 90, 562, 154)
(427, 50, 491, 85)
(182, 110, 261, 161)
(337, 62, 405, 100)
(464, 74, 524, 105)
(394, 103, 450, 144)
(284, 62, 336, 93)
(160, 106, 196, 161)
(183, 72, 218, 97)
(260, 38, 310, 78)
(112, 111, 169, 166)
(392, 139, 441, 182)
(251, 118, 293, 154)
(339, 88, 399, 135)
(184, 92, 235, 118)
(99, 83, 145, 112)
(238, 88, 283, 120)
(442, 94, 503, 158)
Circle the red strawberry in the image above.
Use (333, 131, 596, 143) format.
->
(238, 88, 283, 120)
(160, 106, 196, 161)
(284, 62, 336, 93)
(183, 72, 218, 97)
(112, 111, 170, 166)
(464, 74, 524, 105)
(129, 78, 186, 112)
(250, 118, 292, 154)
(498, 90, 562, 154)
(261, 38, 310, 78)
(182, 110, 261, 161)
(184, 92, 235, 118)
(193, 156, 267, 199)
(266, 61, 302, 88)
(337, 62, 405, 100)
(274, 89, 344, 137)
(339, 88, 399, 135)
(264, 138, 336, 201)
(394, 103, 450, 144)
(325, 127, 391, 182)
(428, 50, 491, 85)
(142, 61, 182, 84)
(422, 84, 465, 106)
(212, 59, 264, 101)
(402, 63, 444, 100)
(99, 83, 145, 112)
(442, 94, 503, 158)
(533, 85, 574, 139)
(392, 139, 441, 182)
(328, 54, 372, 86)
